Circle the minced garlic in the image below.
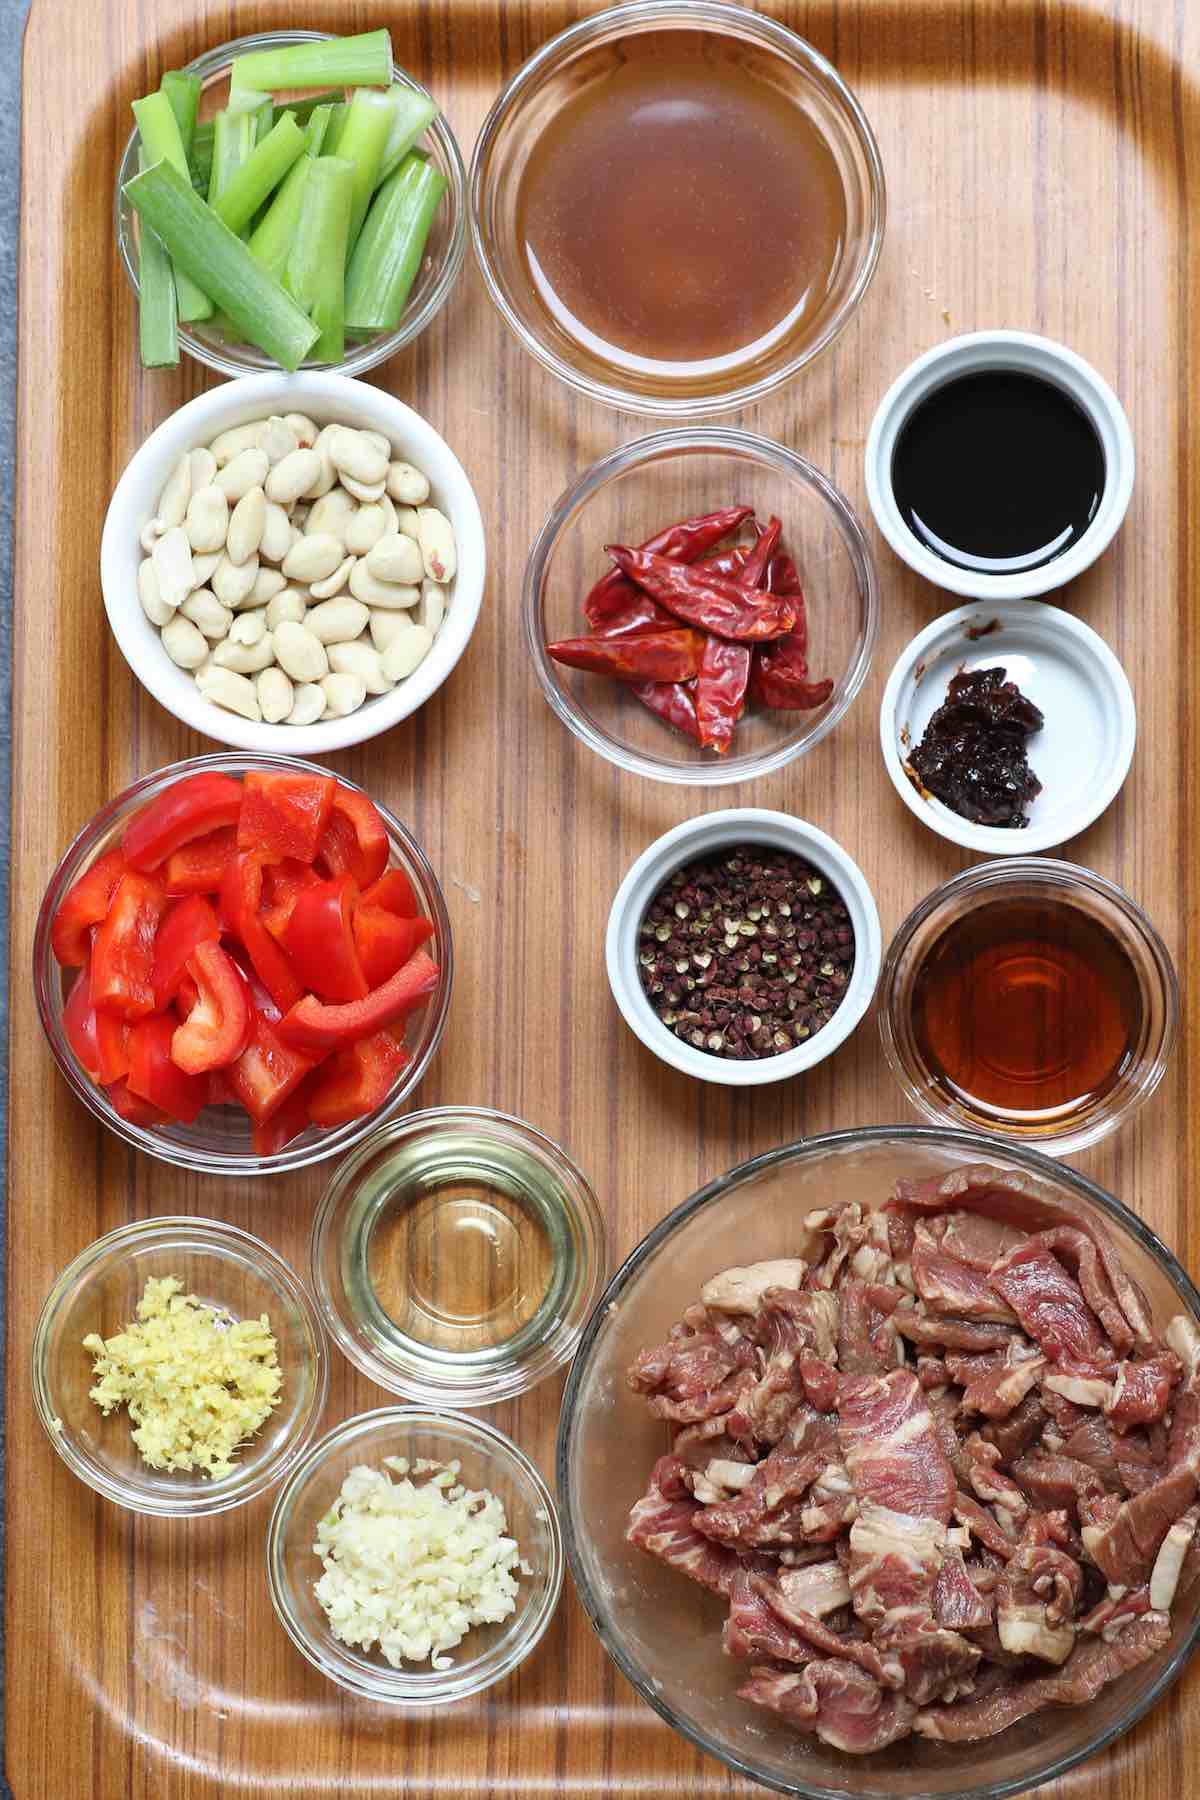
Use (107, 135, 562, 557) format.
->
(82, 1274, 282, 1479)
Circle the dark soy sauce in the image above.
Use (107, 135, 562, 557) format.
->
(891, 370, 1106, 574)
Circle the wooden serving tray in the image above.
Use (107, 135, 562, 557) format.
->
(9, 0, 1200, 1793)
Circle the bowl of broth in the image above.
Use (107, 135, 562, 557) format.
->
(470, 0, 885, 416)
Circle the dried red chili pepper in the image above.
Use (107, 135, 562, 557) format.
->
(591, 588, 674, 638)
(583, 505, 753, 630)
(630, 681, 703, 742)
(736, 515, 782, 591)
(695, 638, 751, 753)
(752, 651, 834, 711)
(766, 548, 803, 595)
(608, 547, 797, 643)
(547, 628, 706, 682)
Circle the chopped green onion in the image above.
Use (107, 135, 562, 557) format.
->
(344, 151, 446, 332)
(288, 89, 346, 125)
(252, 100, 275, 144)
(229, 30, 392, 95)
(212, 111, 305, 235)
(160, 71, 201, 159)
(335, 88, 398, 250)
(302, 103, 334, 157)
(207, 108, 255, 207)
(190, 119, 214, 192)
(225, 85, 271, 119)
(124, 158, 320, 370)
(376, 86, 438, 188)
(246, 155, 311, 280)
(324, 102, 349, 155)
(131, 93, 213, 322)
(285, 155, 353, 363)
(136, 149, 178, 367)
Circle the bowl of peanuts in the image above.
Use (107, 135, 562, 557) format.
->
(100, 372, 486, 753)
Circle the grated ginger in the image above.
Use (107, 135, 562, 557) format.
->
(82, 1274, 282, 1479)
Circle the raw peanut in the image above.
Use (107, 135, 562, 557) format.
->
(227, 486, 266, 565)
(328, 425, 390, 487)
(257, 666, 294, 724)
(283, 533, 345, 583)
(161, 613, 209, 670)
(189, 446, 217, 491)
(266, 588, 309, 629)
(287, 682, 327, 725)
(368, 610, 413, 652)
(266, 447, 323, 506)
(215, 447, 270, 502)
(213, 632, 276, 675)
(184, 485, 229, 555)
(139, 519, 166, 553)
(349, 562, 420, 609)
(416, 507, 457, 583)
(152, 526, 196, 609)
(210, 423, 261, 467)
(196, 665, 262, 721)
(328, 639, 393, 695)
(381, 624, 434, 682)
(255, 416, 298, 464)
(180, 588, 233, 641)
(290, 502, 310, 530)
(252, 566, 287, 606)
(157, 455, 192, 529)
(259, 500, 293, 563)
(309, 555, 356, 600)
(341, 472, 387, 504)
(380, 495, 398, 535)
(301, 425, 340, 499)
(305, 598, 369, 645)
(306, 487, 357, 543)
(213, 553, 260, 609)
(284, 412, 318, 449)
(361, 429, 393, 461)
(228, 608, 267, 647)
(320, 672, 367, 717)
(386, 461, 430, 505)
(273, 620, 330, 683)
(343, 502, 389, 555)
(138, 557, 174, 626)
(395, 505, 421, 538)
(190, 550, 221, 588)
(367, 532, 423, 586)
(416, 579, 446, 637)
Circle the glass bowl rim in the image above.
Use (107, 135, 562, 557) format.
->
(877, 856, 1181, 1156)
(266, 1402, 565, 1703)
(32, 1213, 330, 1517)
(522, 426, 880, 786)
(114, 27, 468, 380)
(468, 0, 886, 419)
(32, 751, 454, 1176)
(556, 1123, 1200, 1800)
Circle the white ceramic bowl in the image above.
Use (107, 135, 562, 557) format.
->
(864, 330, 1134, 602)
(605, 808, 881, 1086)
(100, 373, 486, 756)
(880, 599, 1136, 855)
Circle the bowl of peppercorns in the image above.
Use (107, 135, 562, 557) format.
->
(605, 809, 881, 1085)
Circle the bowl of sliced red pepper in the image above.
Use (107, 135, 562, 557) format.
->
(524, 429, 879, 786)
(34, 754, 452, 1174)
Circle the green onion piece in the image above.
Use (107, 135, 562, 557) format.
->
(131, 92, 214, 321)
(302, 104, 334, 157)
(376, 86, 438, 188)
(212, 111, 305, 235)
(324, 101, 349, 155)
(225, 85, 271, 119)
(136, 150, 178, 367)
(284, 155, 353, 363)
(246, 155, 311, 280)
(229, 31, 392, 94)
(335, 88, 398, 251)
(288, 89, 346, 125)
(344, 152, 446, 332)
(207, 108, 255, 207)
(190, 119, 215, 192)
(124, 158, 320, 370)
(160, 71, 201, 159)
(253, 100, 275, 144)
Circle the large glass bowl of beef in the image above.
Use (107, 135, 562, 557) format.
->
(557, 1128, 1200, 1800)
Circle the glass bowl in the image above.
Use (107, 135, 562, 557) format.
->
(33, 1216, 329, 1517)
(266, 1405, 564, 1702)
(878, 858, 1179, 1156)
(115, 30, 467, 378)
(557, 1127, 1200, 1800)
(33, 753, 453, 1176)
(310, 1107, 606, 1406)
(524, 429, 879, 785)
(470, 0, 885, 416)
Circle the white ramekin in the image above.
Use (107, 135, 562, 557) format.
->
(100, 373, 486, 756)
(605, 809, 882, 1087)
(864, 330, 1134, 602)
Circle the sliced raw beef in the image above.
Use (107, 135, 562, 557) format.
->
(738, 1660, 916, 1754)
(989, 1240, 1114, 1370)
(837, 1369, 957, 1522)
(625, 1457, 736, 1594)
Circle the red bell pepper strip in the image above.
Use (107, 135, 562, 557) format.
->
(95, 1007, 131, 1083)
(227, 1010, 323, 1123)
(175, 975, 199, 1018)
(162, 825, 239, 896)
(171, 941, 252, 1074)
(583, 506, 753, 630)
(63, 969, 102, 1079)
(629, 681, 703, 743)
(352, 905, 434, 989)
(90, 873, 167, 1019)
(251, 1075, 318, 1155)
(50, 846, 127, 967)
(125, 1014, 208, 1123)
(237, 769, 336, 864)
(219, 852, 304, 1014)
(276, 949, 439, 1054)
(261, 858, 324, 943)
(547, 629, 706, 682)
(122, 774, 244, 872)
(360, 867, 418, 918)
(695, 638, 751, 754)
(207, 1067, 241, 1108)
(607, 548, 797, 643)
(316, 785, 390, 889)
(105, 1077, 165, 1128)
(306, 1030, 411, 1127)
(151, 894, 221, 1011)
(282, 874, 368, 1002)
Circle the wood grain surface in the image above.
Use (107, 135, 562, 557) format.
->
(8, 0, 1198, 1794)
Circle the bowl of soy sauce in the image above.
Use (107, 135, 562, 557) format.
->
(864, 330, 1134, 600)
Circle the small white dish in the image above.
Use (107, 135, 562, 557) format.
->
(100, 372, 486, 756)
(605, 808, 881, 1087)
(864, 330, 1134, 602)
(880, 599, 1136, 855)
